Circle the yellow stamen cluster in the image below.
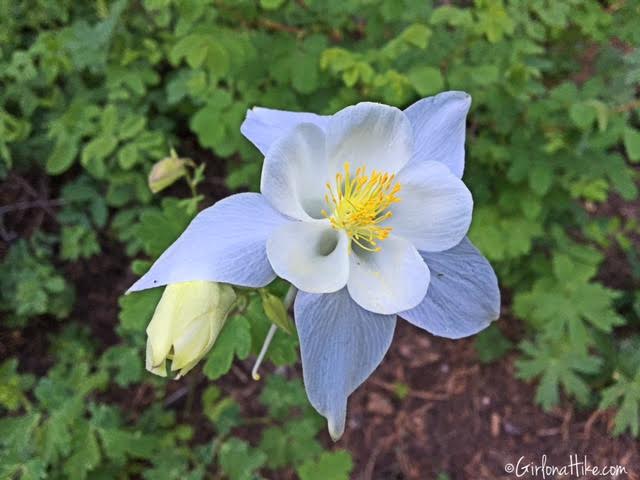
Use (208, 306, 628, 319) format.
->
(322, 162, 401, 252)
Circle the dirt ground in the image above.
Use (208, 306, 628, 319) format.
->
(341, 321, 640, 479)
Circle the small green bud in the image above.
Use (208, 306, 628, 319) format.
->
(260, 290, 295, 335)
(146, 281, 236, 378)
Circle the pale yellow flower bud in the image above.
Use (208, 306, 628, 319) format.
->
(145, 281, 236, 378)
(148, 150, 193, 194)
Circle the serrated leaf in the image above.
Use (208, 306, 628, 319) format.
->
(218, 438, 266, 480)
(135, 198, 195, 257)
(517, 339, 602, 410)
(0, 413, 41, 452)
(474, 324, 513, 363)
(600, 371, 640, 437)
(98, 428, 158, 463)
(0, 358, 34, 411)
(259, 375, 313, 420)
(202, 316, 251, 380)
(63, 424, 101, 480)
(297, 451, 353, 480)
(118, 289, 163, 333)
(100, 345, 143, 387)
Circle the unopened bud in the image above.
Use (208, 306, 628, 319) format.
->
(148, 150, 192, 193)
(260, 290, 295, 334)
(146, 281, 236, 378)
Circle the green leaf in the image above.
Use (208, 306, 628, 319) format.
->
(407, 66, 444, 96)
(569, 102, 596, 130)
(97, 428, 158, 463)
(475, 0, 515, 43)
(259, 375, 314, 420)
(202, 386, 242, 435)
(292, 51, 319, 94)
(99, 345, 144, 387)
(260, 0, 286, 10)
(118, 289, 163, 333)
(218, 438, 266, 480)
(259, 420, 322, 469)
(607, 160, 638, 200)
(189, 93, 236, 154)
(203, 316, 252, 380)
(470, 64, 500, 86)
(60, 225, 100, 261)
(624, 127, 640, 163)
(399, 24, 432, 49)
(430, 6, 473, 27)
(0, 240, 74, 323)
(118, 115, 146, 141)
(528, 162, 553, 196)
(600, 370, 640, 437)
(81, 134, 118, 178)
(47, 135, 79, 175)
(0, 413, 41, 452)
(247, 295, 298, 367)
(63, 423, 101, 480)
(135, 198, 195, 258)
(297, 451, 353, 480)
(517, 339, 602, 410)
(117, 143, 139, 170)
(0, 358, 34, 411)
(474, 324, 513, 364)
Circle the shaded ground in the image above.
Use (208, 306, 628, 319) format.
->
(342, 321, 640, 479)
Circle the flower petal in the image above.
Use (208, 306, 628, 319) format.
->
(241, 106, 329, 155)
(404, 91, 471, 178)
(390, 160, 473, 252)
(326, 102, 413, 175)
(267, 220, 350, 293)
(347, 235, 430, 314)
(128, 193, 290, 292)
(295, 288, 396, 440)
(260, 123, 328, 220)
(400, 237, 500, 339)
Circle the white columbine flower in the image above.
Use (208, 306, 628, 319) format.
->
(129, 91, 500, 440)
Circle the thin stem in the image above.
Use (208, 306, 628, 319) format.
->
(251, 324, 277, 381)
(251, 285, 298, 381)
(283, 285, 298, 310)
(615, 99, 640, 113)
(184, 372, 197, 415)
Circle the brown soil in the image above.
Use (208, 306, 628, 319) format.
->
(340, 321, 640, 479)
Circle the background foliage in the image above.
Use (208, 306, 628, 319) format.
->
(1, 0, 639, 478)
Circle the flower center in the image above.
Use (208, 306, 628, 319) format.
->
(322, 162, 401, 252)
